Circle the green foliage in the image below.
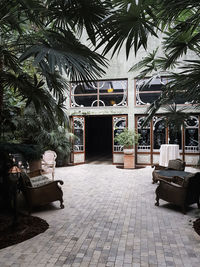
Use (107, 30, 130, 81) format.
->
(0, 143, 43, 161)
(1, 88, 72, 162)
(125, 0, 200, 119)
(96, 0, 158, 58)
(114, 128, 140, 147)
(163, 104, 190, 132)
(0, 0, 115, 159)
(0, 0, 112, 133)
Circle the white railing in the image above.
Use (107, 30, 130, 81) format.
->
(137, 146, 151, 152)
(185, 146, 199, 153)
(114, 145, 124, 152)
(73, 145, 84, 152)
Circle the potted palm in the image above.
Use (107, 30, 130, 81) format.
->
(22, 144, 43, 172)
(0, 143, 43, 172)
(114, 128, 140, 169)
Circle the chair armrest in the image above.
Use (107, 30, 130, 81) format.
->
(172, 176, 184, 186)
(26, 179, 64, 189)
(159, 178, 182, 187)
(28, 169, 43, 177)
(152, 165, 167, 170)
(23, 179, 63, 209)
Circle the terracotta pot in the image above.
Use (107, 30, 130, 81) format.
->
(123, 147, 135, 169)
(29, 160, 42, 172)
(123, 148, 134, 155)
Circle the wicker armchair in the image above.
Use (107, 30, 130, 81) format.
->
(21, 170, 64, 213)
(155, 172, 200, 214)
(41, 150, 57, 180)
(152, 159, 185, 183)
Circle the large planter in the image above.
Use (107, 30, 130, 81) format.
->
(29, 160, 42, 172)
(123, 148, 134, 155)
(123, 147, 135, 169)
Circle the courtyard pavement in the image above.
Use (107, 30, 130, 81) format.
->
(0, 164, 200, 267)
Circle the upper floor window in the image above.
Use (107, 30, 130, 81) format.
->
(70, 79, 127, 108)
(135, 77, 189, 106)
(136, 77, 168, 106)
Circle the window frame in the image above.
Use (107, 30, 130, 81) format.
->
(70, 79, 128, 108)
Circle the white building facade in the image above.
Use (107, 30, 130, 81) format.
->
(67, 40, 200, 166)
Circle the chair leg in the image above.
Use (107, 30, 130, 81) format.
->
(152, 172, 158, 184)
(60, 200, 64, 209)
(155, 196, 159, 206)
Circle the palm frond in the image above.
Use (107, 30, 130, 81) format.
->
(0, 46, 20, 73)
(0, 0, 22, 33)
(19, 29, 107, 82)
(96, 0, 159, 58)
(163, 103, 189, 129)
(39, 61, 69, 99)
(0, 0, 45, 34)
(163, 28, 200, 67)
(158, 0, 200, 23)
(130, 48, 159, 77)
(46, 0, 112, 45)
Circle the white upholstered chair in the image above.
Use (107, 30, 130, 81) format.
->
(41, 150, 57, 180)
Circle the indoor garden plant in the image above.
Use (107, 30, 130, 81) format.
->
(0, 143, 43, 172)
(114, 128, 140, 168)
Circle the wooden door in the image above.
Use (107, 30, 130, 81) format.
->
(112, 115, 127, 164)
(72, 116, 85, 164)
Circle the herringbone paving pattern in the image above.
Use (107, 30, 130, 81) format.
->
(0, 165, 200, 267)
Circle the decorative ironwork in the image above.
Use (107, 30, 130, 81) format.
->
(136, 77, 191, 106)
(137, 117, 150, 152)
(136, 78, 164, 105)
(185, 116, 199, 153)
(71, 80, 127, 107)
(91, 100, 105, 107)
(108, 80, 127, 107)
(73, 117, 84, 151)
(113, 116, 127, 152)
(153, 117, 166, 150)
(136, 80, 148, 105)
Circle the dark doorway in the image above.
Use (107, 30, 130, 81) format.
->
(85, 116, 112, 163)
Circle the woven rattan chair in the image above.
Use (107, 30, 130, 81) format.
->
(41, 150, 57, 180)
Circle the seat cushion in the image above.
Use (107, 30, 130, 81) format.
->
(30, 175, 51, 188)
(168, 159, 185, 171)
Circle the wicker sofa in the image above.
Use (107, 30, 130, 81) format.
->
(21, 170, 64, 213)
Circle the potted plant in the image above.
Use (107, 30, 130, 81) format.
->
(0, 142, 43, 172)
(20, 144, 43, 172)
(114, 128, 140, 169)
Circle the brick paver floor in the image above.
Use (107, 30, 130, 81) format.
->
(0, 165, 200, 267)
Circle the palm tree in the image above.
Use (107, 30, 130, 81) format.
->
(0, 0, 111, 126)
(96, 0, 159, 58)
(96, 0, 200, 114)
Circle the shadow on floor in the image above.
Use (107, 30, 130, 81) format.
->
(86, 153, 112, 165)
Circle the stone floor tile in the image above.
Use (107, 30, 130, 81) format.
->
(0, 165, 199, 267)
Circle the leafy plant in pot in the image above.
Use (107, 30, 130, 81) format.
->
(21, 144, 43, 172)
(0, 143, 43, 172)
(114, 128, 140, 168)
